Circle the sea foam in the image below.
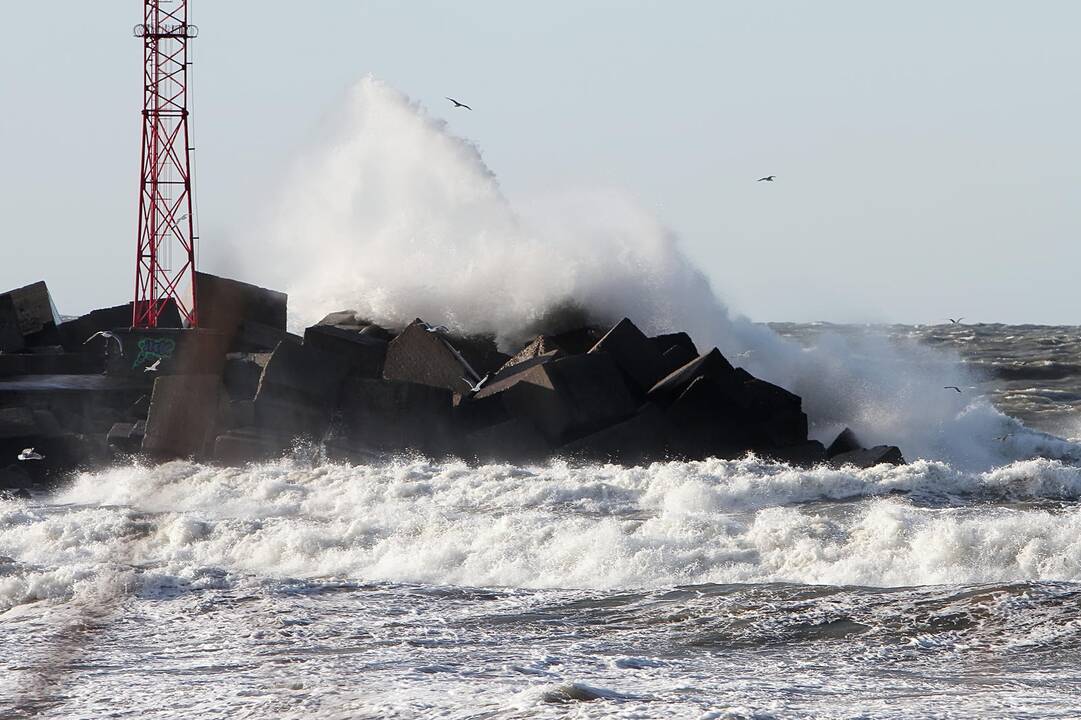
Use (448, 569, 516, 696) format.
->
(4, 457, 1081, 614)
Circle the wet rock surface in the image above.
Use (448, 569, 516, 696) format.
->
(0, 276, 906, 477)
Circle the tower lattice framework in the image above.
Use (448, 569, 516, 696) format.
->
(133, 0, 199, 328)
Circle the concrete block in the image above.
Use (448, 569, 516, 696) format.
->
(107, 422, 141, 454)
(665, 377, 755, 459)
(588, 318, 668, 393)
(223, 354, 265, 400)
(142, 375, 223, 459)
(382, 320, 482, 395)
(227, 399, 255, 428)
(667, 376, 743, 427)
(826, 428, 862, 458)
(499, 336, 564, 373)
(0, 353, 101, 378)
(483, 350, 561, 392)
(303, 324, 388, 378)
(106, 328, 229, 378)
(195, 272, 287, 342)
(212, 428, 290, 466)
(549, 327, 605, 355)
(253, 341, 350, 437)
(0, 407, 36, 439)
(0, 356, 28, 377)
(443, 333, 510, 378)
(742, 378, 802, 416)
(830, 445, 906, 468)
(453, 391, 511, 434)
(649, 332, 698, 358)
(1, 281, 60, 340)
(358, 324, 395, 342)
(660, 344, 696, 376)
(494, 352, 637, 444)
(663, 370, 807, 454)
(57, 300, 182, 352)
(336, 377, 454, 453)
(0, 464, 32, 491)
(466, 417, 550, 463)
(127, 394, 151, 422)
(740, 378, 807, 447)
(559, 403, 674, 464)
(648, 348, 737, 407)
(765, 440, 828, 467)
(314, 311, 396, 338)
(32, 410, 62, 437)
(256, 341, 349, 403)
(229, 320, 299, 353)
(0, 294, 25, 352)
(316, 310, 368, 327)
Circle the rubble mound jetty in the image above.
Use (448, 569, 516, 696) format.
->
(0, 273, 904, 494)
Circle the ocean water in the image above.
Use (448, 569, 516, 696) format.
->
(2, 323, 1080, 719)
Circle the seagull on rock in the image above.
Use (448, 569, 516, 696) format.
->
(425, 324, 451, 334)
(84, 330, 123, 354)
(18, 448, 43, 461)
(446, 97, 472, 110)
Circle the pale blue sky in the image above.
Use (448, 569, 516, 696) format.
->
(1, 2, 1078, 323)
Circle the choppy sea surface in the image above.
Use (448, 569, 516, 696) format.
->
(3, 323, 1081, 719)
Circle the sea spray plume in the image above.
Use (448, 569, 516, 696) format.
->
(256, 76, 727, 347)
(250, 76, 1077, 469)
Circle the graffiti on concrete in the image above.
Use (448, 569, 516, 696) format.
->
(132, 337, 176, 369)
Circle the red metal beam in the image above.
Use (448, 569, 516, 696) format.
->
(133, 0, 199, 328)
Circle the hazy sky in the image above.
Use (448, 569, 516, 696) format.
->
(2, 1, 1078, 323)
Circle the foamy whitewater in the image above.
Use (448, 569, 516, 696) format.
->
(3, 80, 1080, 718)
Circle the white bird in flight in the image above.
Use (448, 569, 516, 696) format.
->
(84, 330, 123, 354)
(462, 374, 490, 394)
(18, 448, 43, 461)
(144, 358, 161, 373)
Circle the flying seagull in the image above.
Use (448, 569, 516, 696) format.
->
(949, 317, 964, 324)
(18, 448, 43, 461)
(735, 350, 754, 359)
(84, 330, 123, 354)
(944, 386, 962, 393)
(445, 97, 472, 110)
(995, 433, 1013, 442)
(757, 176, 775, 182)
(462, 374, 490, 394)
(425, 324, 451, 334)
(144, 358, 161, 373)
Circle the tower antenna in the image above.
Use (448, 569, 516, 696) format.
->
(133, 0, 200, 328)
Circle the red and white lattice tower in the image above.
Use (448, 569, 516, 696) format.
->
(133, 1, 199, 328)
